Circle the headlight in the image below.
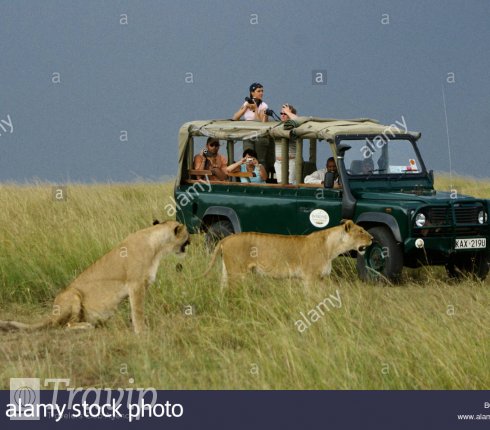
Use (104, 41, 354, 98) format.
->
(478, 210, 487, 224)
(415, 213, 426, 227)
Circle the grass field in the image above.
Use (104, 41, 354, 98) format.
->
(0, 176, 489, 389)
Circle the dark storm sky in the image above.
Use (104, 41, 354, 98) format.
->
(0, 0, 489, 182)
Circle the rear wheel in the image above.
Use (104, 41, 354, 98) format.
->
(204, 220, 234, 251)
(446, 252, 489, 281)
(357, 226, 404, 283)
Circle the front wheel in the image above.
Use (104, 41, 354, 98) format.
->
(356, 226, 404, 283)
(204, 220, 234, 251)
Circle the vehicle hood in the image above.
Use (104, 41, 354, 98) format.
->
(355, 190, 482, 205)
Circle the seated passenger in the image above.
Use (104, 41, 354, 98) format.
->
(361, 157, 375, 174)
(193, 138, 228, 181)
(227, 149, 267, 183)
(304, 157, 341, 188)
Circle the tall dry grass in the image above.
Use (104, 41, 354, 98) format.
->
(0, 177, 488, 389)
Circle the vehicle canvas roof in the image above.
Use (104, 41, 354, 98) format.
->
(177, 117, 421, 183)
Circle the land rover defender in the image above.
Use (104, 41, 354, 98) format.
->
(174, 117, 489, 282)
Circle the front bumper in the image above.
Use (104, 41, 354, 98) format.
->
(404, 234, 489, 266)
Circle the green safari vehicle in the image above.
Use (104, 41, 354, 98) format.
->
(174, 117, 490, 282)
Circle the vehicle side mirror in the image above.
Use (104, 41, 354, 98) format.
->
(324, 171, 335, 188)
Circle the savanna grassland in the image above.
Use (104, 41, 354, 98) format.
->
(0, 176, 488, 389)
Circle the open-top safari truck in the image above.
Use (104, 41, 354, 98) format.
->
(174, 117, 490, 282)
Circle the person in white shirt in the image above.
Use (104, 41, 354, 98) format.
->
(304, 157, 342, 188)
(275, 104, 298, 184)
(232, 82, 268, 122)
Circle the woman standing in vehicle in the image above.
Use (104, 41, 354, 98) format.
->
(232, 82, 268, 122)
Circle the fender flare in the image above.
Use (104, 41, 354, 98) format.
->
(356, 212, 402, 243)
(202, 206, 242, 233)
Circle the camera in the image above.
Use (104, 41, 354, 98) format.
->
(246, 157, 254, 164)
(203, 149, 209, 157)
(265, 109, 274, 117)
(244, 97, 262, 107)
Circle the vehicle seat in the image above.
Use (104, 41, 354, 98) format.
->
(349, 160, 363, 174)
(301, 161, 317, 182)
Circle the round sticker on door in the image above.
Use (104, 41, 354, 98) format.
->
(309, 209, 330, 228)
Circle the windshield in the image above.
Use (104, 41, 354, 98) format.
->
(341, 138, 424, 177)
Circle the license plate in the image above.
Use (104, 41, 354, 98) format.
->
(455, 238, 487, 249)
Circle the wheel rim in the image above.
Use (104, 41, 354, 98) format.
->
(366, 243, 386, 273)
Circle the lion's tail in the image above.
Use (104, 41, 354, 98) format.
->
(197, 242, 223, 279)
(0, 318, 53, 332)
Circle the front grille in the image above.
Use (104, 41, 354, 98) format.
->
(429, 207, 452, 224)
(414, 202, 485, 237)
(454, 206, 479, 224)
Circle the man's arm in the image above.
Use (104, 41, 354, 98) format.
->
(213, 156, 228, 181)
(282, 104, 298, 120)
(193, 154, 206, 170)
(304, 169, 323, 184)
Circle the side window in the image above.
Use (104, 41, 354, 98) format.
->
(189, 137, 211, 177)
(231, 141, 245, 164)
(300, 139, 318, 183)
(297, 140, 339, 186)
(274, 138, 327, 185)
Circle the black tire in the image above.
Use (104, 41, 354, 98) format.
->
(357, 226, 404, 283)
(204, 220, 234, 251)
(446, 252, 489, 281)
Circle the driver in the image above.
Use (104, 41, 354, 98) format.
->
(304, 157, 341, 188)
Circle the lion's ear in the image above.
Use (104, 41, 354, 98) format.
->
(153, 219, 160, 225)
(174, 224, 183, 235)
(343, 220, 354, 232)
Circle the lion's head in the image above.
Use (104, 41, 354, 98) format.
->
(153, 220, 191, 255)
(341, 220, 373, 255)
(173, 223, 191, 255)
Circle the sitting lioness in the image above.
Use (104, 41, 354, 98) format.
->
(203, 220, 372, 287)
(0, 220, 190, 334)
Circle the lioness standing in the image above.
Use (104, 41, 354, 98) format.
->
(0, 221, 190, 333)
(204, 220, 372, 287)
